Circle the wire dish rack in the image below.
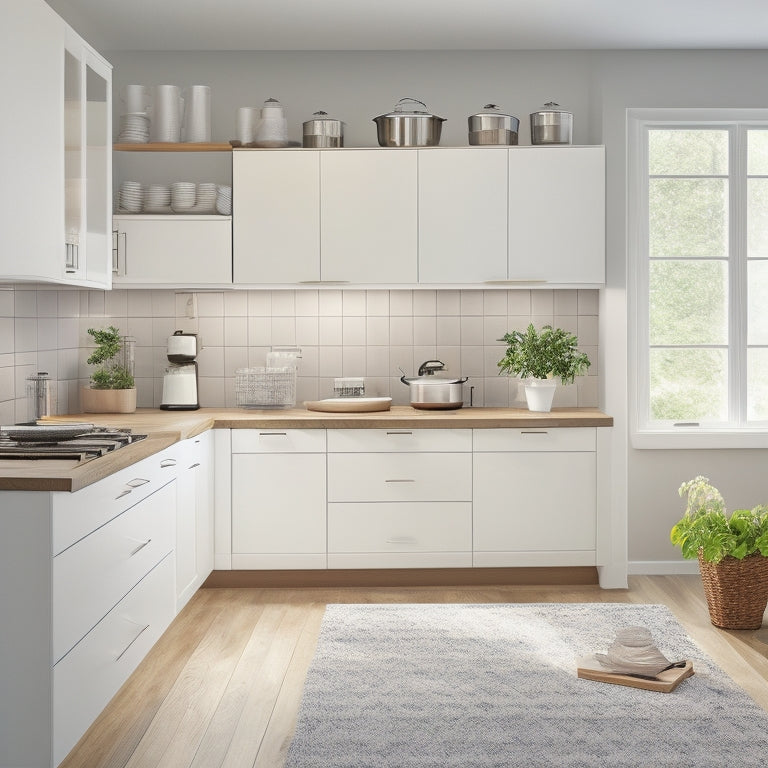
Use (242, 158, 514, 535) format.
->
(235, 367, 297, 409)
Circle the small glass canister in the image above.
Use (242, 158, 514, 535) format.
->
(26, 371, 54, 421)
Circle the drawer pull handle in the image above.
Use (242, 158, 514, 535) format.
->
(128, 538, 152, 556)
(115, 488, 132, 499)
(260, 432, 287, 436)
(386, 431, 413, 436)
(521, 431, 549, 435)
(188, 462, 201, 469)
(127, 478, 150, 487)
(385, 479, 415, 483)
(115, 622, 150, 662)
(160, 459, 177, 468)
(386, 536, 418, 545)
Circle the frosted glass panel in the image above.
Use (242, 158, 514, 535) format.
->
(747, 130, 768, 175)
(649, 129, 728, 176)
(649, 179, 727, 257)
(748, 179, 768, 257)
(649, 260, 727, 345)
(649, 348, 728, 422)
(748, 349, 768, 421)
(748, 261, 768, 345)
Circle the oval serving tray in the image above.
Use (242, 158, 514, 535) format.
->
(304, 397, 392, 413)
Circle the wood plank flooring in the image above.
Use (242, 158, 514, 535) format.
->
(60, 576, 768, 768)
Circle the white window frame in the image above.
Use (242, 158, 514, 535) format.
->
(628, 108, 768, 449)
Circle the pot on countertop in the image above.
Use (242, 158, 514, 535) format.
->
(529, 101, 573, 145)
(400, 360, 468, 410)
(373, 98, 445, 147)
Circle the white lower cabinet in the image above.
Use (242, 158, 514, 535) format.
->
(472, 428, 597, 566)
(231, 429, 327, 568)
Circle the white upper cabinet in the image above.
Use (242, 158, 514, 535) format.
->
(320, 150, 418, 283)
(0, 0, 111, 288)
(418, 148, 508, 283)
(508, 146, 605, 284)
(233, 150, 320, 283)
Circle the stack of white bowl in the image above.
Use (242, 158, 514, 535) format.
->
(152, 85, 183, 143)
(216, 185, 233, 215)
(118, 112, 150, 143)
(144, 184, 172, 213)
(170, 182, 196, 212)
(118, 181, 143, 212)
(190, 182, 217, 213)
(183, 85, 211, 143)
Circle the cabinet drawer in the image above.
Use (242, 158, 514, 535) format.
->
(473, 427, 596, 452)
(328, 502, 471, 553)
(52, 447, 179, 555)
(327, 428, 471, 453)
(53, 480, 175, 663)
(231, 428, 326, 453)
(53, 554, 175, 767)
(328, 453, 471, 502)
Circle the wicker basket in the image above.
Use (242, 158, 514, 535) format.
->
(698, 551, 768, 629)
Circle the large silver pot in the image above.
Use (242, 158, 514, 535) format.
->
(400, 360, 468, 410)
(530, 101, 573, 145)
(468, 104, 519, 146)
(373, 98, 445, 147)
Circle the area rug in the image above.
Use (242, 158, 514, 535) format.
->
(285, 603, 768, 767)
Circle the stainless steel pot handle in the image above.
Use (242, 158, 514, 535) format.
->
(395, 97, 428, 111)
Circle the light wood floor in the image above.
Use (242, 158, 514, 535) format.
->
(61, 576, 768, 768)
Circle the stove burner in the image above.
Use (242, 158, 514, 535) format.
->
(0, 426, 147, 461)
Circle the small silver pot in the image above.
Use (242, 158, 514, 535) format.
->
(400, 361, 468, 410)
(468, 104, 519, 146)
(302, 110, 344, 148)
(373, 98, 445, 147)
(530, 102, 573, 145)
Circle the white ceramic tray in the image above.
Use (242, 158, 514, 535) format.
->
(304, 397, 392, 413)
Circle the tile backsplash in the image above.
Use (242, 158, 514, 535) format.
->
(0, 285, 599, 421)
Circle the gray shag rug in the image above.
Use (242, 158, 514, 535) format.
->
(285, 603, 768, 767)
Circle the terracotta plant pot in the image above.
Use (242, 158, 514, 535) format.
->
(81, 386, 137, 414)
(698, 550, 768, 629)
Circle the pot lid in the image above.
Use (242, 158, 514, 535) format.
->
(472, 103, 515, 118)
(303, 110, 344, 125)
(532, 101, 571, 114)
(376, 97, 445, 121)
(401, 375, 466, 385)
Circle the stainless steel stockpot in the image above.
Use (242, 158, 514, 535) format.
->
(400, 360, 468, 410)
(468, 104, 520, 145)
(373, 98, 445, 147)
(529, 102, 573, 145)
(302, 110, 345, 148)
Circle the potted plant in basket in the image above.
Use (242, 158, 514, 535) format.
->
(671, 476, 768, 629)
(81, 325, 137, 413)
(497, 323, 591, 412)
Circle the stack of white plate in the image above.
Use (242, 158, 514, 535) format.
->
(216, 185, 232, 215)
(152, 85, 183, 143)
(191, 182, 217, 213)
(118, 181, 143, 212)
(170, 182, 196, 212)
(144, 184, 172, 213)
(183, 85, 211, 143)
(117, 112, 150, 143)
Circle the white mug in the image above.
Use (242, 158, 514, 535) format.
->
(122, 84, 149, 114)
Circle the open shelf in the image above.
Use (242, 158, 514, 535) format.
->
(114, 142, 232, 152)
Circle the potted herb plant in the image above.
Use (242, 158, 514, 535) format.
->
(671, 476, 768, 629)
(497, 323, 591, 412)
(81, 325, 137, 413)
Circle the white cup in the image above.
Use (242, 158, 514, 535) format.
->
(122, 84, 149, 114)
(152, 85, 183, 142)
(236, 106, 259, 144)
(183, 85, 211, 143)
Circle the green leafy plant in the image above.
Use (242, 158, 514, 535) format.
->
(86, 326, 135, 390)
(671, 476, 768, 563)
(497, 324, 591, 384)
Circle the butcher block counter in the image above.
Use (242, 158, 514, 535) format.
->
(0, 406, 612, 492)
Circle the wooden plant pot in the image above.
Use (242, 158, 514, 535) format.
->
(81, 386, 137, 414)
(698, 550, 768, 630)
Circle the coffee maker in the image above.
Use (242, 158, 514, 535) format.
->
(160, 331, 200, 410)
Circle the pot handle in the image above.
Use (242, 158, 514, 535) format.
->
(395, 97, 428, 112)
(457, 377, 469, 384)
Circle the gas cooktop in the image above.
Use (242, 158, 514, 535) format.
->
(0, 425, 147, 462)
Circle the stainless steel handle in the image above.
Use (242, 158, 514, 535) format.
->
(386, 536, 418, 545)
(386, 431, 413, 436)
(259, 432, 287, 436)
(112, 230, 127, 275)
(127, 538, 152, 556)
(115, 488, 132, 499)
(127, 478, 150, 487)
(521, 430, 549, 435)
(160, 459, 176, 468)
(385, 479, 415, 483)
(115, 621, 150, 662)
(188, 462, 201, 469)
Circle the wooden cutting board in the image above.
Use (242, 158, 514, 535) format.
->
(304, 397, 392, 413)
(577, 658, 694, 692)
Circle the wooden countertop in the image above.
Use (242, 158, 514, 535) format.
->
(0, 406, 612, 492)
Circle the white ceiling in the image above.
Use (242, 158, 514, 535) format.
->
(46, 0, 768, 52)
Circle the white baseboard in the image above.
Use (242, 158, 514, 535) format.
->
(628, 560, 699, 575)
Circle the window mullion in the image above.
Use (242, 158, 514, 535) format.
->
(731, 126, 748, 427)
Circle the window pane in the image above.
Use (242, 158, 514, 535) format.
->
(649, 129, 728, 175)
(650, 260, 728, 345)
(748, 261, 768, 344)
(748, 349, 768, 420)
(649, 348, 728, 422)
(747, 179, 768, 257)
(649, 178, 728, 257)
(747, 130, 768, 175)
